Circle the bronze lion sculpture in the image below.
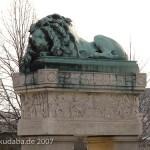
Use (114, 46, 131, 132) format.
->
(21, 14, 128, 72)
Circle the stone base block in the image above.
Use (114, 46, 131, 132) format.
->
(84, 136, 140, 150)
(20, 136, 75, 150)
(18, 119, 142, 136)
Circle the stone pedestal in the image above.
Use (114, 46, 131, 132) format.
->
(13, 59, 146, 150)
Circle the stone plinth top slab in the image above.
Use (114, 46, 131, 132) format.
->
(13, 68, 146, 94)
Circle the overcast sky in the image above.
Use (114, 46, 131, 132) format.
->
(1, 0, 150, 86)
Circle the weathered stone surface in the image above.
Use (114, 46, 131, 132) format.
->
(12, 68, 146, 137)
(18, 118, 142, 136)
(13, 62, 146, 150)
(20, 92, 138, 120)
(13, 68, 146, 93)
(17, 90, 142, 136)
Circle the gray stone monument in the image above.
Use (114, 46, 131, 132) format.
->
(13, 14, 146, 150)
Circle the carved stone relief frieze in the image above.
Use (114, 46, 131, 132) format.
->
(21, 92, 48, 119)
(38, 69, 58, 83)
(12, 73, 20, 86)
(136, 73, 147, 86)
(21, 92, 139, 120)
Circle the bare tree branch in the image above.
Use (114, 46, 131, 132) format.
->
(0, 0, 36, 131)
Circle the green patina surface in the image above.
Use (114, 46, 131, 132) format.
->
(26, 56, 139, 74)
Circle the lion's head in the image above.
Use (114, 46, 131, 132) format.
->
(23, 14, 79, 65)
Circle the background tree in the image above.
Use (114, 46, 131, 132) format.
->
(139, 89, 150, 150)
(128, 44, 150, 150)
(0, 0, 36, 132)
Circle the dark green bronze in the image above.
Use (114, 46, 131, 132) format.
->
(27, 57, 139, 74)
(20, 14, 131, 73)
